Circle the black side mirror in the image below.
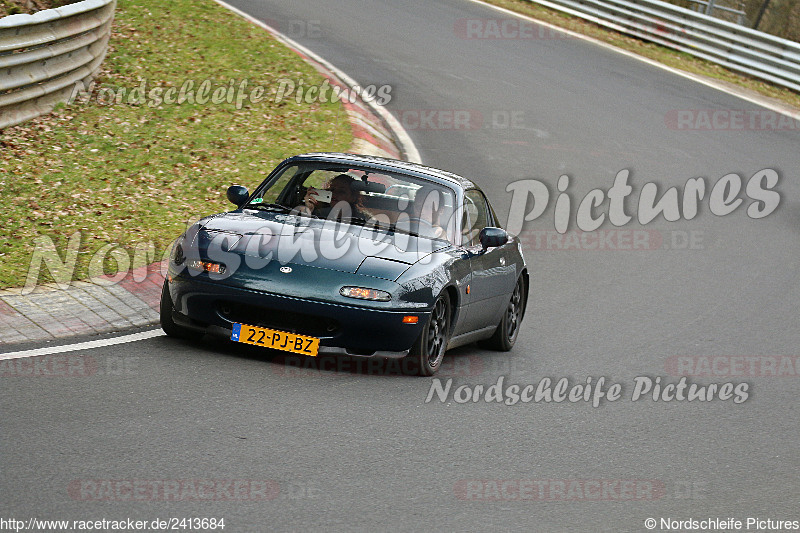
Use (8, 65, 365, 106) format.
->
(479, 227, 509, 250)
(227, 185, 249, 207)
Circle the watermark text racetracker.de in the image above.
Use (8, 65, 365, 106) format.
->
(455, 479, 665, 501)
(0, 517, 226, 532)
(0, 516, 225, 532)
(0, 354, 138, 378)
(455, 479, 714, 502)
(454, 18, 574, 40)
(68, 479, 279, 501)
(665, 109, 800, 131)
(395, 109, 527, 130)
(665, 355, 800, 377)
(518, 229, 704, 251)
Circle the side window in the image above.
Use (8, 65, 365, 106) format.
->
(253, 165, 300, 205)
(462, 189, 490, 246)
(303, 169, 339, 190)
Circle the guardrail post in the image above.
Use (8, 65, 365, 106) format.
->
(753, 0, 771, 30)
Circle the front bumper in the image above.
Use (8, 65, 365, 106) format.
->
(168, 274, 426, 356)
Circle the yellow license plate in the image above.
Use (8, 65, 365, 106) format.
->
(231, 323, 319, 356)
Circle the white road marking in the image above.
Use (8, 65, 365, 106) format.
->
(468, 0, 800, 118)
(0, 329, 166, 360)
(213, 0, 423, 163)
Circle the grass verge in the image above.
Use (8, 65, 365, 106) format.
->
(0, 0, 352, 289)
(482, 0, 800, 110)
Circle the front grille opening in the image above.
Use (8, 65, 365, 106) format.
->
(216, 301, 340, 337)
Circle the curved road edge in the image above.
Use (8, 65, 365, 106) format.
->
(0, 2, 421, 351)
(213, 0, 422, 163)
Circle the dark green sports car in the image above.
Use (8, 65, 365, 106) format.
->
(160, 153, 528, 376)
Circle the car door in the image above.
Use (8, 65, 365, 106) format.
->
(460, 189, 516, 333)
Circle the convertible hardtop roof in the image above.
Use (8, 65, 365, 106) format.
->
(285, 152, 476, 190)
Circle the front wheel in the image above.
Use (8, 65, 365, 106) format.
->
(403, 294, 451, 376)
(479, 275, 527, 351)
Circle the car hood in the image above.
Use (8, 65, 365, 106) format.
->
(190, 211, 449, 278)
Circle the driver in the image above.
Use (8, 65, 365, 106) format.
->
(301, 174, 370, 220)
(409, 184, 449, 241)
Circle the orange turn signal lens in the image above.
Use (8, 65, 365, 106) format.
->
(402, 316, 419, 324)
(188, 259, 226, 274)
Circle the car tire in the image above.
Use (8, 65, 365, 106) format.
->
(479, 275, 527, 351)
(404, 293, 451, 376)
(160, 279, 192, 339)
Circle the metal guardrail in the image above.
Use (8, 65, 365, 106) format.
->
(0, 0, 115, 130)
(527, 0, 800, 92)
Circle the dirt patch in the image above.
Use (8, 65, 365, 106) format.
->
(1, 0, 81, 17)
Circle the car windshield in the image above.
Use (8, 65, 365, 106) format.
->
(244, 162, 458, 242)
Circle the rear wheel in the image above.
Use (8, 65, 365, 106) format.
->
(404, 294, 451, 376)
(480, 275, 526, 351)
(160, 279, 192, 339)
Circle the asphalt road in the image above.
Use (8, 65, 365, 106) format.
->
(3, 0, 799, 531)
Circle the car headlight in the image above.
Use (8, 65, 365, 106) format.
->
(340, 286, 391, 302)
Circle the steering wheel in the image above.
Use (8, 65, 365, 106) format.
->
(409, 217, 446, 239)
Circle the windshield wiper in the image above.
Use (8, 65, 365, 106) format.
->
(359, 219, 421, 238)
(284, 214, 424, 238)
(390, 225, 420, 238)
(337, 216, 369, 226)
(246, 203, 291, 213)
